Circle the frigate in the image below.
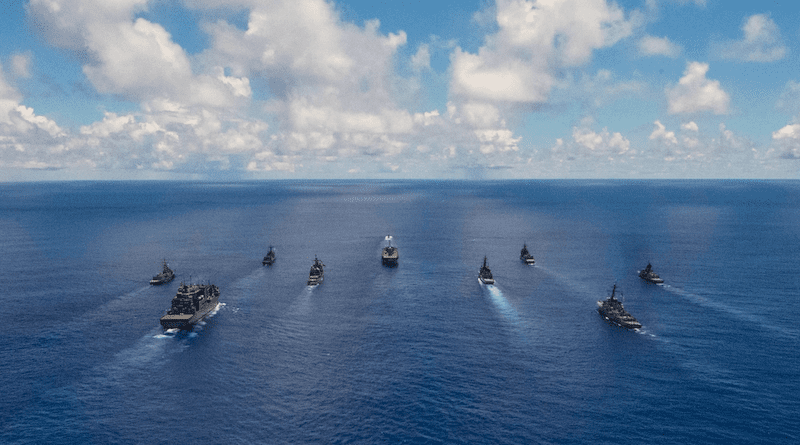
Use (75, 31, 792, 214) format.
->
(263, 246, 276, 266)
(307, 256, 325, 286)
(638, 263, 664, 284)
(478, 256, 495, 285)
(597, 284, 641, 330)
(520, 243, 535, 265)
(150, 260, 175, 285)
(382, 236, 398, 267)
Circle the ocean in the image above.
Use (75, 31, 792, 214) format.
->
(1, 180, 798, 444)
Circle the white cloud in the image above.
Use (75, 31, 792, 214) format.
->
(638, 35, 681, 57)
(649, 120, 677, 144)
(714, 14, 787, 63)
(772, 124, 800, 140)
(666, 62, 729, 115)
(570, 126, 631, 156)
(450, 0, 635, 104)
(681, 121, 699, 132)
(411, 44, 431, 71)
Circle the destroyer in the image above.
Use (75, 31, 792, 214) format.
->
(638, 263, 663, 284)
(150, 260, 175, 285)
(307, 256, 325, 286)
(478, 256, 495, 285)
(382, 236, 398, 267)
(262, 246, 276, 266)
(160, 282, 220, 329)
(597, 284, 641, 330)
(520, 243, 535, 265)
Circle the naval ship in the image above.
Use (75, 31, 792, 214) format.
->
(638, 263, 664, 284)
(150, 260, 175, 285)
(597, 284, 641, 330)
(160, 282, 220, 329)
(382, 236, 398, 267)
(307, 256, 325, 286)
(520, 243, 535, 265)
(478, 256, 495, 285)
(262, 246, 276, 266)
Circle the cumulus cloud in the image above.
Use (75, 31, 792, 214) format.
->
(411, 44, 431, 71)
(772, 123, 800, 159)
(713, 14, 787, 63)
(681, 121, 699, 132)
(776, 80, 800, 115)
(666, 62, 729, 115)
(450, 0, 635, 104)
(649, 120, 677, 144)
(638, 35, 681, 57)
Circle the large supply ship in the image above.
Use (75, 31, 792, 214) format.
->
(597, 284, 641, 330)
(160, 282, 220, 329)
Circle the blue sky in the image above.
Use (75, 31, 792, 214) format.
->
(1, 0, 800, 180)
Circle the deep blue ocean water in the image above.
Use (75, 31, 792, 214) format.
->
(1, 180, 798, 444)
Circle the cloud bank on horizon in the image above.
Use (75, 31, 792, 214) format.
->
(1, 0, 800, 179)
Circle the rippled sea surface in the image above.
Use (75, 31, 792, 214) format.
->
(1, 180, 798, 444)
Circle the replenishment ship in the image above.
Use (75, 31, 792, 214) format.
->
(478, 256, 495, 285)
(597, 284, 641, 330)
(638, 263, 664, 284)
(307, 256, 325, 286)
(160, 282, 220, 329)
(520, 243, 535, 265)
(382, 236, 398, 267)
(263, 246, 276, 266)
(150, 260, 175, 285)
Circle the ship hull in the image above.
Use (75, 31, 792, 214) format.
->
(307, 275, 324, 286)
(522, 257, 535, 265)
(479, 276, 495, 285)
(639, 274, 663, 284)
(597, 305, 641, 330)
(150, 275, 174, 285)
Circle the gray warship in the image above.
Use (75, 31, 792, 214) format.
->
(520, 243, 535, 265)
(160, 282, 220, 329)
(263, 246, 276, 266)
(638, 263, 663, 284)
(597, 284, 641, 330)
(150, 260, 175, 285)
(382, 236, 398, 267)
(307, 256, 324, 286)
(478, 256, 495, 285)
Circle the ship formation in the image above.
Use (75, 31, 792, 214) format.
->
(520, 243, 535, 265)
(638, 263, 664, 284)
(597, 284, 641, 330)
(150, 260, 175, 285)
(263, 246, 276, 266)
(150, 238, 662, 332)
(307, 256, 325, 286)
(382, 236, 398, 267)
(478, 256, 495, 285)
(160, 282, 220, 329)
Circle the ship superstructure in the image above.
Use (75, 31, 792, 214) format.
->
(160, 282, 220, 329)
(597, 284, 641, 330)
